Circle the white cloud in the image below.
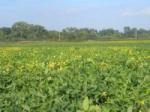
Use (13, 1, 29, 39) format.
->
(121, 8, 150, 17)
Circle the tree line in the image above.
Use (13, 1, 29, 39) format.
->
(0, 21, 150, 41)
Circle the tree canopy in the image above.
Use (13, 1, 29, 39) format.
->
(0, 21, 150, 41)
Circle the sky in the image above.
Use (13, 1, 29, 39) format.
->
(0, 0, 150, 31)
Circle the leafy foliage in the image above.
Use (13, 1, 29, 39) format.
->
(0, 42, 150, 112)
(0, 21, 150, 41)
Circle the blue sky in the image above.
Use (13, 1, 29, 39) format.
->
(0, 0, 150, 30)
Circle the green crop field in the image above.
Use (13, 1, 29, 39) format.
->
(0, 40, 150, 112)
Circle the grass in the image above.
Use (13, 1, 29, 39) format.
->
(0, 40, 150, 48)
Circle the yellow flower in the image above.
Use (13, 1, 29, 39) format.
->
(48, 62, 55, 69)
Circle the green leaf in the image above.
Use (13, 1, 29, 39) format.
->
(127, 106, 133, 112)
(102, 106, 110, 112)
(89, 105, 101, 112)
(22, 105, 30, 111)
(82, 97, 90, 111)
